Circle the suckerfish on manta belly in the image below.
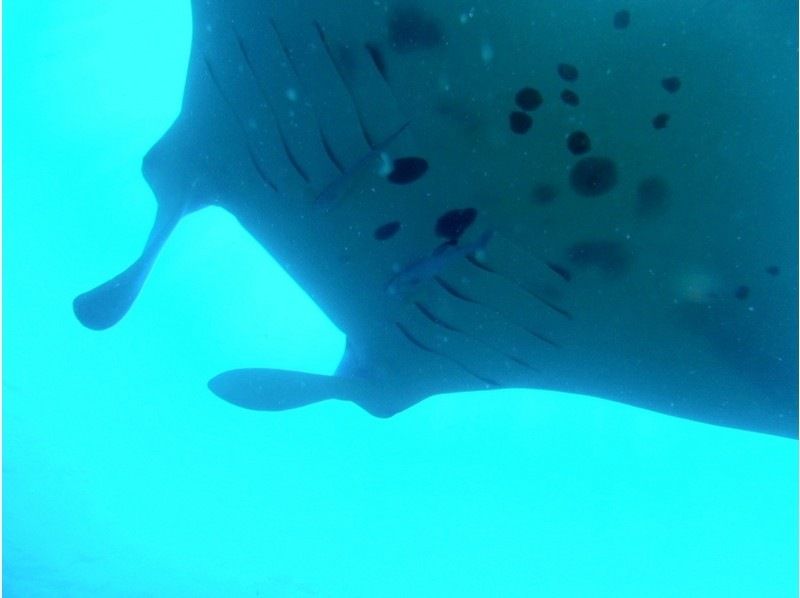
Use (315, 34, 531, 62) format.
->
(73, 0, 798, 437)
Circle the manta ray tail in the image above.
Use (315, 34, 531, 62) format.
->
(73, 122, 204, 330)
(208, 368, 373, 413)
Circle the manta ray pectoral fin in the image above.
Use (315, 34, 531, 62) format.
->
(208, 368, 370, 412)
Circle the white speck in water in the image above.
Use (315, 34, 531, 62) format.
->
(481, 40, 494, 64)
(459, 7, 475, 24)
(285, 88, 298, 102)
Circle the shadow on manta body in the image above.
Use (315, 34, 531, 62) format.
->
(74, 0, 797, 437)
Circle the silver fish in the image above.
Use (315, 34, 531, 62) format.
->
(387, 230, 494, 296)
(315, 121, 409, 210)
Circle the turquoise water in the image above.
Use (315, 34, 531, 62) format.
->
(4, 1, 798, 596)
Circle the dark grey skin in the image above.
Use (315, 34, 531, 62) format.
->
(74, 0, 798, 437)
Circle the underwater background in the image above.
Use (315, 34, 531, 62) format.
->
(3, 1, 798, 596)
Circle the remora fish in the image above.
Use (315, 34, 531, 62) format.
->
(387, 230, 493, 296)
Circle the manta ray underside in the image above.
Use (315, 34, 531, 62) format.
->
(74, 0, 798, 437)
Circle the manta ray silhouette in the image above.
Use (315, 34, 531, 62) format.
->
(74, 1, 798, 437)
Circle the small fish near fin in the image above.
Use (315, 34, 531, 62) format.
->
(387, 229, 494, 296)
(315, 120, 410, 210)
(73, 123, 208, 330)
(208, 368, 371, 412)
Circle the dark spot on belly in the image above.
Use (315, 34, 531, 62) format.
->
(509, 111, 533, 134)
(766, 265, 780, 276)
(515, 87, 543, 111)
(388, 5, 444, 53)
(636, 176, 670, 217)
(661, 76, 681, 93)
(613, 9, 631, 29)
(560, 89, 580, 106)
(652, 113, 670, 129)
(557, 63, 579, 82)
(566, 131, 591, 155)
(374, 221, 401, 240)
(734, 285, 750, 300)
(436, 208, 477, 241)
(365, 43, 388, 80)
(567, 240, 632, 277)
(569, 156, 618, 197)
(532, 183, 559, 204)
(388, 157, 428, 184)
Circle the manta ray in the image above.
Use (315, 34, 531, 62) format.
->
(73, 0, 798, 437)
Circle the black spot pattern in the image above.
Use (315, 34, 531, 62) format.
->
(532, 183, 559, 204)
(374, 221, 401, 240)
(560, 89, 580, 106)
(652, 113, 670, 129)
(388, 5, 444, 53)
(614, 9, 631, 29)
(567, 240, 632, 277)
(636, 176, 670, 217)
(388, 157, 428, 184)
(509, 111, 533, 134)
(567, 131, 591, 155)
(662, 76, 681, 93)
(766, 265, 780, 276)
(569, 157, 618, 197)
(557, 63, 579, 82)
(515, 87, 543, 111)
(436, 208, 477, 241)
(734, 285, 750, 300)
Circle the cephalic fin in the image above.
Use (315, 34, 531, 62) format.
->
(208, 368, 370, 411)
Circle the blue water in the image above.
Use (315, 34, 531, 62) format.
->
(4, 1, 798, 596)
